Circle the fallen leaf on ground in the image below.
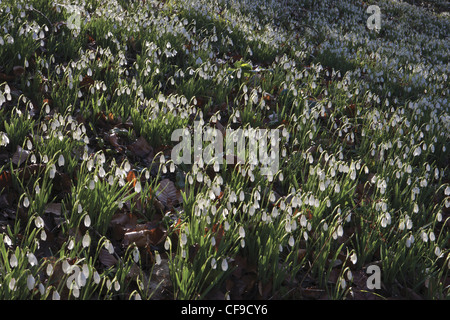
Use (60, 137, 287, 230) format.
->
(301, 286, 326, 299)
(45, 203, 62, 216)
(16, 164, 46, 182)
(128, 136, 154, 162)
(99, 248, 118, 267)
(105, 132, 121, 150)
(0, 73, 15, 81)
(156, 179, 183, 208)
(12, 146, 30, 166)
(127, 170, 137, 187)
(258, 280, 272, 299)
(0, 170, 12, 189)
(79, 75, 94, 90)
(110, 213, 138, 240)
(122, 224, 166, 248)
(13, 66, 25, 77)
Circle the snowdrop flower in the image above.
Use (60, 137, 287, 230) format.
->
(288, 235, 295, 247)
(49, 164, 56, 179)
(135, 181, 141, 193)
(46, 263, 54, 277)
(0, 132, 10, 146)
(434, 246, 441, 257)
(84, 214, 91, 227)
(27, 252, 38, 266)
(155, 251, 161, 265)
(337, 225, 344, 237)
(82, 233, 91, 248)
(445, 186, 450, 196)
(52, 290, 61, 300)
(34, 216, 44, 229)
(104, 240, 114, 254)
(239, 226, 245, 238)
(180, 233, 187, 246)
(27, 275, 36, 291)
(3, 234, 12, 246)
(23, 197, 30, 208)
(10, 254, 18, 268)
(350, 252, 357, 265)
(421, 232, 428, 243)
(429, 232, 435, 242)
(221, 258, 228, 271)
(68, 239, 75, 250)
(406, 234, 414, 248)
(9, 278, 16, 291)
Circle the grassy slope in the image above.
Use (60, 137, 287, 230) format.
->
(0, 0, 449, 300)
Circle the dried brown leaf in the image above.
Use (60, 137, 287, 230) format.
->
(128, 136, 154, 159)
(0, 170, 12, 189)
(156, 179, 182, 208)
(12, 146, 30, 166)
(123, 229, 150, 247)
(301, 286, 325, 299)
(45, 203, 62, 216)
(13, 66, 25, 77)
(122, 224, 166, 248)
(106, 132, 121, 149)
(99, 248, 118, 267)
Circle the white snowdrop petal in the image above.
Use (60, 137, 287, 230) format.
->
(27, 252, 38, 266)
(94, 271, 101, 284)
(10, 254, 18, 268)
(23, 197, 30, 208)
(4, 235, 12, 246)
(288, 235, 295, 247)
(155, 251, 161, 265)
(239, 226, 245, 238)
(180, 233, 187, 246)
(135, 181, 141, 193)
(58, 154, 65, 166)
(35, 216, 44, 229)
(82, 233, 91, 248)
(84, 214, 91, 227)
(221, 258, 228, 271)
(9, 278, 16, 291)
(52, 290, 60, 300)
(350, 252, 357, 265)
